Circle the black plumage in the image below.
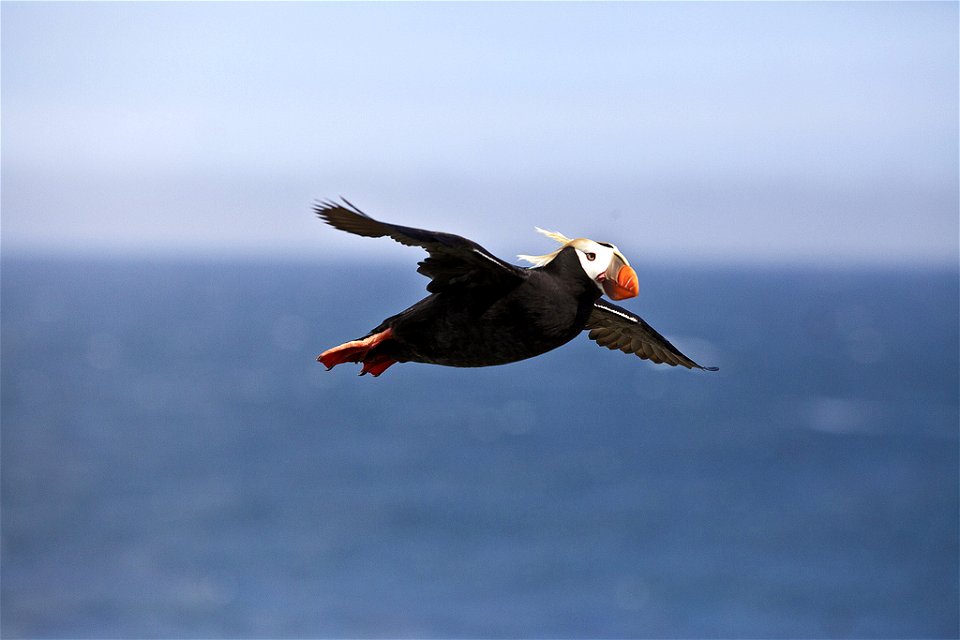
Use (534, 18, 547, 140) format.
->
(314, 200, 716, 376)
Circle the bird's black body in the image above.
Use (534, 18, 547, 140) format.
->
(314, 199, 717, 376)
(366, 246, 599, 367)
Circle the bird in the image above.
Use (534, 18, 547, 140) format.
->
(314, 199, 718, 377)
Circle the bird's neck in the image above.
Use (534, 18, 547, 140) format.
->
(541, 247, 602, 302)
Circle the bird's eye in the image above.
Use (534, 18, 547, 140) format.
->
(585, 252, 596, 261)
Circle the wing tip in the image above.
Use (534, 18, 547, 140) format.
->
(312, 196, 368, 219)
(312, 198, 339, 221)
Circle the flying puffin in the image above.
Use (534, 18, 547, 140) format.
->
(314, 199, 718, 377)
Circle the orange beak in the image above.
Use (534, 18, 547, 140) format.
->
(601, 264, 639, 300)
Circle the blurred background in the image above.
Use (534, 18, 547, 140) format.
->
(2, 2, 957, 637)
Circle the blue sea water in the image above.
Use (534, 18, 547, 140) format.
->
(1, 256, 957, 638)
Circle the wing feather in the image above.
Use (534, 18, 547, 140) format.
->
(584, 299, 718, 371)
(314, 199, 526, 293)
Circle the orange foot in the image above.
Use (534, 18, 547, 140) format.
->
(318, 328, 398, 377)
(360, 354, 396, 377)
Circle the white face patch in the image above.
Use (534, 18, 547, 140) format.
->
(570, 239, 619, 289)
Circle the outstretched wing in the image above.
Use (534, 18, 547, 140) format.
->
(314, 199, 527, 293)
(585, 299, 718, 370)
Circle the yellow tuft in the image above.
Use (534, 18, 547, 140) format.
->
(517, 227, 576, 267)
(533, 227, 573, 245)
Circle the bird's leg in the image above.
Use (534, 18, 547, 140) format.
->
(317, 328, 395, 373)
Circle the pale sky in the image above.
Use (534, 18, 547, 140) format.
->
(2, 1, 957, 264)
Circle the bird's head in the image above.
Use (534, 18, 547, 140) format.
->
(518, 228, 639, 300)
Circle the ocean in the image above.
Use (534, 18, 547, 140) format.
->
(1, 256, 957, 638)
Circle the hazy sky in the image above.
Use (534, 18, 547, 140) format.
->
(2, 1, 957, 264)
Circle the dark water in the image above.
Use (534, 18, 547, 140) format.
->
(2, 256, 957, 638)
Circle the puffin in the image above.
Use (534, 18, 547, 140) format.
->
(314, 199, 718, 377)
